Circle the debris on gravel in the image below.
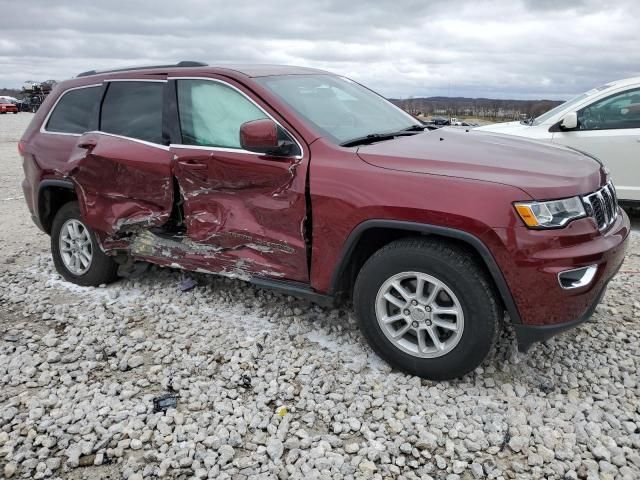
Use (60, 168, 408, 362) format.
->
(1, 114, 639, 479)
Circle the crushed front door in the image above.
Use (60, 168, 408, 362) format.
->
(168, 77, 310, 282)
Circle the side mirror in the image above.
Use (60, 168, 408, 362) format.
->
(559, 111, 578, 130)
(239, 119, 296, 157)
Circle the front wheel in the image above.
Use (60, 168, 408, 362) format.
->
(51, 202, 119, 286)
(354, 238, 500, 380)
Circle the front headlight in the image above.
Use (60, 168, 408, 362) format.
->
(514, 196, 586, 228)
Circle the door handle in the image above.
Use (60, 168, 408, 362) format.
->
(77, 140, 97, 149)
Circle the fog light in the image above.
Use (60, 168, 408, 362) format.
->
(558, 265, 597, 289)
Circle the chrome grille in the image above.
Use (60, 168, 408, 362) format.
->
(601, 187, 614, 220)
(582, 182, 618, 231)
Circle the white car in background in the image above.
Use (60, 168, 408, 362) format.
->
(476, 76, 640, 203)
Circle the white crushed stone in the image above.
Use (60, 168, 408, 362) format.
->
(1, 113, 639, 479)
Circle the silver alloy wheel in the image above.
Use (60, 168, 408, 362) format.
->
(375, 271, 464, 358)
(59, 219, 93, 275)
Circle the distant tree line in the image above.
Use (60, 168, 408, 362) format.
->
(0, 88, 21, 98)
(390, 96, 563, 120)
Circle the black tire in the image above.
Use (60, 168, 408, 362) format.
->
(13, 111, 18, 114)
(354, 237, 500, 380)
(51, 202, 119, 286)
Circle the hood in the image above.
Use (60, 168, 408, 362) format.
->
(474, 121, 535, 135)
(356, 128, 604, 200)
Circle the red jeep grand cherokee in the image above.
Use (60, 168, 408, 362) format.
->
(20, 62, 629, 379)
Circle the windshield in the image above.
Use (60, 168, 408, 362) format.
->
(531, 83, 614, 126)
(256, 74, 421, 145)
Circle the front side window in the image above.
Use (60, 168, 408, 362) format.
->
(578, 88, 640, 130)
(177, 80, 267, 148)
(46, 86, 101, 134)
(100, 81, 163, 144)
(256, 74, 421, 145)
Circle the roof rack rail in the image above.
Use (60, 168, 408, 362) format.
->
(76, 61, 208, 78)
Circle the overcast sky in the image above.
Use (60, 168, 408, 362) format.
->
(1, 0, 639, 99)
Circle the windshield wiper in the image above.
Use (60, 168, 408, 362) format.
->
(340, 133, 398, 147)
(340, 125, 426, 147)
(400, 124, 428, 132)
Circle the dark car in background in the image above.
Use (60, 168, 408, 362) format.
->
(15, 98, 33, 112)
(431, 116, 450, 125)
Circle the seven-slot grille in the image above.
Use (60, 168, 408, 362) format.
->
(582, 182, 618, 231)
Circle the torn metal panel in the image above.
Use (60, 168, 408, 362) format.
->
(130, 230, 286, 281)
(59, 132, 310, 284)
(63, 132, 174, 239)
(170, 147, 310, 282)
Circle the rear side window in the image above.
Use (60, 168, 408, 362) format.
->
(46, 86, 101, 134)
(100, 81, 164, 144)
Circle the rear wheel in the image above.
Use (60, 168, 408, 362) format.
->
(51, 202, 119, 286)
(354, 237, 500, 380)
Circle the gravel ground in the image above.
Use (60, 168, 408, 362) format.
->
(1, 113, 639, 480)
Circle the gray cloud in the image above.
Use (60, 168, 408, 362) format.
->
(2, 0, 639, 99)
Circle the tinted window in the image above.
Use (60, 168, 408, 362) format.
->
(177, 80, 267, 148)
(46, 86, 101, 134)
(100, 81, 163, 143)
(578, 88, 640, 130)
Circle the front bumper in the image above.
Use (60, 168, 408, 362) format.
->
(513, 272, 612, 352)
(487, 208, 630, 350)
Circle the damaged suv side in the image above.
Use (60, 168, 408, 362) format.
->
(21, 63, 630, 380)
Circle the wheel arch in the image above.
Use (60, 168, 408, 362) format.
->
(329, 219, 522, 324)
(37, 179, 78, 234)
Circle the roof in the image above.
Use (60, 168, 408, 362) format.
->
(608, 76, 640, 88)
(76, 61, 330, 79)
(212, 64, 330, 77)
